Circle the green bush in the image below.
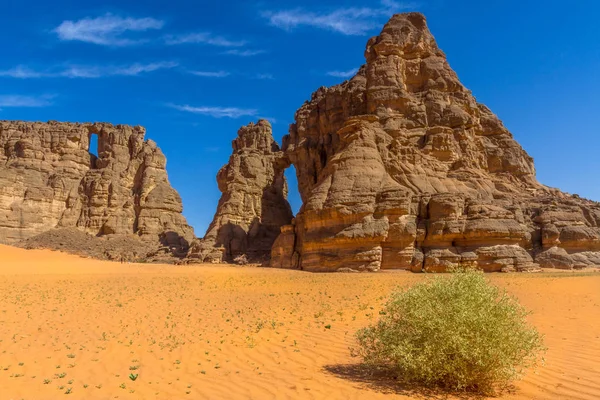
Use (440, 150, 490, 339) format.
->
(355, 268, 544, 394)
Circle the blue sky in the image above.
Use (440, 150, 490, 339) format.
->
(1, 0, 599, 237)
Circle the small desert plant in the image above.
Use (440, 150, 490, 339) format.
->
(129, 373, 138, 381)
(355, 268, 544, 394)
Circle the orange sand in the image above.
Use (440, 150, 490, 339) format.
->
(0, 244, 599, 399)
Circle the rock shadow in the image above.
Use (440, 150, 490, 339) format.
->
(160, 231, 190, 258)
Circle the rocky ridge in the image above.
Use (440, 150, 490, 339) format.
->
(0, 120, 194, 259)
(198, 12, 600, 271)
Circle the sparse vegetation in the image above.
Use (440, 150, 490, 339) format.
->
(355, 268, 545, 394)
(2, 251, 594, 399)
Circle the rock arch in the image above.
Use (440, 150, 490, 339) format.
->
(0, 121, 194, 256)
(191, 13, 600, 272)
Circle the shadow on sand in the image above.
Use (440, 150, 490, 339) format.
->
(323, 363, 495, 400)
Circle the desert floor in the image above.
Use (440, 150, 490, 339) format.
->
(0, 245, 599, 400)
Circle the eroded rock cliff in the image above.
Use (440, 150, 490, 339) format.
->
(271, 12, 600, 272)
(187, 120, 293, 263)
(0, 120, 194, 258)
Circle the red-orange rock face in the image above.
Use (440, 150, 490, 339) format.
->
(272, 12, 600, 272)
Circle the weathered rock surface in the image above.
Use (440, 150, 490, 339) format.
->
(269, 12, 600, 272)
(0, 120, 194, 257)
(187, 120, 293, 263)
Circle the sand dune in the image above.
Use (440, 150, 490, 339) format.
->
(0, 244, 599, 399)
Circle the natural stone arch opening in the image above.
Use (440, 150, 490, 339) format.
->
(88, 132, 99, 168)
(284, 164, 302, 216)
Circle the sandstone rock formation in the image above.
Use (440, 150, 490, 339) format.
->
(0, 121, 194, 258)
(187, 120, 293, 263)
(267, 12, 600, 272)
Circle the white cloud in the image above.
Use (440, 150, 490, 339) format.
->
(0, 66, 45, 79)
(327, 68, 359, 78)
(186, 71, 274, 79)
(168, 104, 258, 119)
(165, 33, 246, 47)
(0, 94, 55, 108)
(0, 62, 177, 79)
(262, 0, 415, 35)
(54, 14, 164, 46)
(189, 70, 230, 78)
(223, 49, 266, 57)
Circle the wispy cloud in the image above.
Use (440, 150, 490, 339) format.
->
(327, 68, 359, 78)
(0, 62, 177, 79)
(222, 49, 266, 57)
(0, 66, 46, 79)
(259, 116, 278, 124)
(0, 94, 55, 108)
(186, 70, 275, 79)
(255, 73, 274, 80)
(262, 0, 415, 35)
(63, 62, 177, 78)
(54, 14, 164, 46)
(168, 104, 258, 118)
(189, 70, 230, 78)
(165, 32, 246, 47)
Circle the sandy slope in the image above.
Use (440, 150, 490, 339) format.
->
(0, 244, 599, 400)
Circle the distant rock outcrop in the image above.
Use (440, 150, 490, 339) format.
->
(0, 121, 194, 259)
(270, 12, 600, 272)
(187, 120, 293, 263)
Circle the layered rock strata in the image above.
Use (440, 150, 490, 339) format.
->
(187, 120, 293, 263)
(269, 12, 600, 272)
(0, 121, 194, 256)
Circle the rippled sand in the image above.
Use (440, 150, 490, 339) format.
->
(1, 244, 599, 399)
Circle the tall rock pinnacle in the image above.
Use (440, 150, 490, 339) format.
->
(187, 120, 293, 263)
